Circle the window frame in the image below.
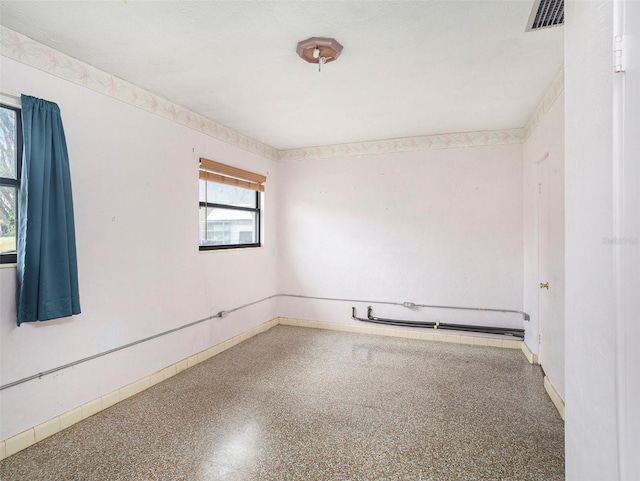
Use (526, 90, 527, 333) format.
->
(0, 103, 23, 265)
(198, 182, 262, 251)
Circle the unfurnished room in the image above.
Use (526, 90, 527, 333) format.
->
(0, 1, 638, 480)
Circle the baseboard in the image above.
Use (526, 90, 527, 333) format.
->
(0, 318, 279, 461)
(544, 375, 565, 421)
(518, 343, 563, 420)
(0, 316, 525, 461)
(277, 317, 523, 350)
(521, 341, 539, 365)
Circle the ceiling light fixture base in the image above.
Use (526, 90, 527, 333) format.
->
(296, 37, 343, 70)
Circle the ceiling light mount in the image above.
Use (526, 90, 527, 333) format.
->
(297, 37, 343, 73)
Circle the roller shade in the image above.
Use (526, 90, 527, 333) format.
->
(199, 157, 266, 192)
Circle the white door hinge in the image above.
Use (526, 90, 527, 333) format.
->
(614, 35, 627, 73)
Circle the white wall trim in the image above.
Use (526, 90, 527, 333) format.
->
(523, 68, 565, 140)
(0, 26, 279, 161)
(2, 25, 550, 164)
(0, 316, 526, 460)
(544, 375, 566, 421)
(277, 129, 525, 162)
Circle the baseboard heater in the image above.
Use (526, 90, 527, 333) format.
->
(351, 306, 525, 338)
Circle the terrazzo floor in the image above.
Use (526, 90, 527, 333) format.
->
(0, 325, 564, 481)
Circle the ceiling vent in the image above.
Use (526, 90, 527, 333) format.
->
(526, 0, 564, 31)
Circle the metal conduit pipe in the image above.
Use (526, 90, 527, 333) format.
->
(368, 305, 525, 337)
(0, 294, 279, 391)
(402, 301, 530, 321)
(369, 311, 523, 334)
(351, 306, 525, 338)
(281, 294, 529, 321)
(1, 293, 528, 390)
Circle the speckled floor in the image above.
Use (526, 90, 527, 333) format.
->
(0, 326, 564, 481)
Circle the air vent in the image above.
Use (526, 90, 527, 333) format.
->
(526, 0, 564, 31)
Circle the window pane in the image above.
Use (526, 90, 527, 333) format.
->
(0, 185, 17, 254)
(198, 179, 206, 203)
(0, 107, 17, 179)
(199, 206, 258, 246)
(207, 182, 256, 208)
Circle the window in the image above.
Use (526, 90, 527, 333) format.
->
(198, 158, 265, 250)
(0, 104, 22, 264)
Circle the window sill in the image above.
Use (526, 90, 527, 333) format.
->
(0, 263, 17, 269)
(199, 244, 263, 253)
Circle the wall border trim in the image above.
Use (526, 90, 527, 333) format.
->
(0, 26, 279, 161)
(277, 129, 525, 162)
(2, 26, 563, 163)
(523, 68, 564, 139)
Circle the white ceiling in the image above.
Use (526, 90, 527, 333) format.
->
(0, 1, 563, 151)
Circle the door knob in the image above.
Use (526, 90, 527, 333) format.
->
(540, 282, 549, 289)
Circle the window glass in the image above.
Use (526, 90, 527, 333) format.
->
(199, 206, 258, 246)
(206, 182, 256, 208)
(0, 104, 20, 263)
(0, 106, 17, 179)
(0, 185, 17, 255)
(198, 179, 206, 203)
(198, 161, 262, 250)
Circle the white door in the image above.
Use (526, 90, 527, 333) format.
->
(537, 148, 564, 386)
(537, 158, 550, 366)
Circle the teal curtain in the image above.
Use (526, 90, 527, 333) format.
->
(17, 95, 80, 325)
